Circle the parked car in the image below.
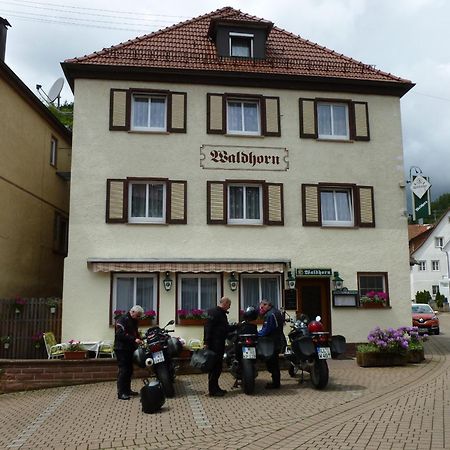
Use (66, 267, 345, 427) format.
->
(412, 303, 440, 335)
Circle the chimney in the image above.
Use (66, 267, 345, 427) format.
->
(0, 17, 11, 62)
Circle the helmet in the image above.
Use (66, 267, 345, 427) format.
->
(243, 306, 259, 321)
(308, 320, 324, 333)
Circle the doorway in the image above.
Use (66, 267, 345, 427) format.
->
(296, 278, 331, 332)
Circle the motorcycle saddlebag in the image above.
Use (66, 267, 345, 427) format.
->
(167, 337, 182, 357)
(331, 335, 347, 358)
(291, 336, 315, 358)
(133, 347, 147, 369)
(256, 336, 275, 360)
(140, 379, 165, 414)
(190, 348, 216, 372)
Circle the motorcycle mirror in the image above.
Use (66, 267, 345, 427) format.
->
(166, 319, 175, 326)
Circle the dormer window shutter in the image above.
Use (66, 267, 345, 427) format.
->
(109, 89, 130, 131)
(301, 184, 321, 226)
(106, 179, 127, 223)
(356, 186, 375, 227)
(299, 98, 317, 138)
(262, 97, 281, 136)
(207, 93, 225, 134)
(167, 180, 187, 224)
(351, 102, 370, 141)
(207, 181, 226, 224)
(168, 92, 187, 133)
(264, 183, 284, 225)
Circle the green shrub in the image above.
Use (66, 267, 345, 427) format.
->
(435, 292, 445, 308)
(415, 290, 432, 304)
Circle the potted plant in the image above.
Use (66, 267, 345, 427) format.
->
(1, 336, 11, 349)
(113, 309, 126, 321)
(63, 340, 87, 359)
(140, 310, 157, 326)
(31, 332, 44, 349)
(177, 308, 208, 325)
(13, 296, 26, 315)
(359, 291, 388, 308)
(46, 298, 59, 314)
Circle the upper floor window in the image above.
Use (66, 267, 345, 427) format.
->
(228, 184, 263, 225)
(241, 274, 281, 309)
(317, 102, 349, 140)
(129, 181, 166, 223)
(229, 32, 253, 57)
(432, 285, 439, 295)
(50, 137, 57, 167)
(131, 94, 167, 131)
(53, 212, 68, 255)
(418, 261, 426, 271)
(432, 260, 440, 271)
(320, 188, 353, 227)
(435, 237, 444, 248)
(227, 99, 260, 135)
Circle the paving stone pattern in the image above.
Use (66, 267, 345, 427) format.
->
(1, 315, 450, 449)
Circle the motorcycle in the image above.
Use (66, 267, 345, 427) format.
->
(284, 313, 346, 390)
(134, 319, 182, 398)
(225, 306, 259, 395)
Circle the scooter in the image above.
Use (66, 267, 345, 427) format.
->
(284, 313, 346, 390)
(225, 307, 259, 395)
(134, 319, 182, 398)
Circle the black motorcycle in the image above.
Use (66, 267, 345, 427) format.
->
(134, 319, 182, 398)
(284, 313, 346, 390)
(225, 307, 259, 395)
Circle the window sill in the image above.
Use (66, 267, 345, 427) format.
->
(316, 138, 353, 143)
(225, 133, 264, 138)
(128, 130, 170, 135)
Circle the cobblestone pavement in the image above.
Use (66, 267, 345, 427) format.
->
(1, 315, 450, 450)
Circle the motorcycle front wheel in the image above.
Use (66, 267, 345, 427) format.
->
(241, 359, 256, 395)
(310, 359, 329, 390)
(154, 363, 175, 398)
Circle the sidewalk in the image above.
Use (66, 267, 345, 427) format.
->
(1, 315, 450, 450)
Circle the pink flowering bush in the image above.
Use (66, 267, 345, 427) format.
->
(360, 291, 388, 305)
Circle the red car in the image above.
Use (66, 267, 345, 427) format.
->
(412, 303, 440, 335)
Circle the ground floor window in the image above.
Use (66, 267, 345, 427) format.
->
(112, 274, 157, 321)
(178, 274, 221, 312)
(357, 272, 389, 303)
(240, 274, 281, 310)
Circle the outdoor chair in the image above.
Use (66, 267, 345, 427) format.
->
(97, 341, 115, 358)
(43, 332, 67, 359)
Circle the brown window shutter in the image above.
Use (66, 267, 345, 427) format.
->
(357, 186, 375, 227)
(207, 93, 225, 134)
(264, 183, 284, 225)
(262, 97, 281, 136)
(168, 92, 187, 133)
(167, 180, 187, 224)
(299, 98, 317, 138)
(207, 181, 226, 224)
(301, 184, 321, 226)
(106, 179, 127, 223)
(351, 102, 370, 141)
(109, 89, 129, 131)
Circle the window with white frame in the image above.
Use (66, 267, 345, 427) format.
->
(50, 136, 57, 167)
(112, 274, 157, 321)
(418, 261, 426, 271)
(317, 102, 349, 140)
(178, 274, 221, 312)
(435, 237, 444, 248)
(358, 273, 388, 302)
(320, 188, 354, 227)
(228, 184, 263, 224)
(241, 274, 281, 309)
(129, 181, 166, 223)
(131, 94, 167, 131)
(229, 32, 253, 57)
(432, 260, 440, 271)
(432, 285, 439, 296)
(227, 99, 260, 135)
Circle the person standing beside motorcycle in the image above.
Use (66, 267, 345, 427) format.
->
(114, 305, 144, 400)
(204, 296, 235, 397)
(258, 299, 286, 389)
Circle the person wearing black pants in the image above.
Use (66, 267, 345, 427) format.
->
(114, 305, 143, 400)
(204, 297, 235, 397)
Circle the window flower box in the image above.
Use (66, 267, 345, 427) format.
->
(177, 309, 208, 326)
(178, 318, 207, 326)
(359, 291, 388, 308)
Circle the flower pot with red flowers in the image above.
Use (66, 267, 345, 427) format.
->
(177, 309, 208, 325)
(139, 310, 156, 326)
(359, 291, 388, 309)
(63, 340, 87, 359)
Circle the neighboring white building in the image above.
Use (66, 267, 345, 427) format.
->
(61, 7, 414, 344)
(410, 209, 450, 301)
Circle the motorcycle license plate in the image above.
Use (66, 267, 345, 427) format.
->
(242, 347, 256, 359)
(317, 347, 331, 360)
(152, 351, 165, 363)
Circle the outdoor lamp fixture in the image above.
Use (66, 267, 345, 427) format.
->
(163, 271, 173, 291)
(229, 272, 238, 291)
(332, 271, 344, 291)
(286, 271, 296, 290)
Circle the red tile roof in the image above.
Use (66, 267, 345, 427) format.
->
(64, 7, 412, 86)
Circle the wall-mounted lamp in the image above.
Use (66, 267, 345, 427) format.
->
(163, 271, 173, 291)
(286, 271, 296, 290)
(332, 271, 344, 291)
(229, 272, 238, 291)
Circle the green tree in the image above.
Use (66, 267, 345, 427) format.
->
(415, 290, 432, 304)
(431, 193, 450, 220)
(48, 101, 73, 130)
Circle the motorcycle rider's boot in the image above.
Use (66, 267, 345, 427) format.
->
(265, 382, 281, 389)
(217, 388, 227, 394)
(209, 390, 225, 397)
(118, 393, 131, 400)
(128, 390, 139, 396)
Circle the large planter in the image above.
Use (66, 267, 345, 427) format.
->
(139, 318, 155, 327)
(64, 351, 88, 360)
(407, 348, 425, 363)
(360, 302, 386, 309)
(356, 351, 408, 367)
(178, 318, 207, 326)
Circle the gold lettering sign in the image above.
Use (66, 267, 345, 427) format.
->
(200, 145, 288, 171)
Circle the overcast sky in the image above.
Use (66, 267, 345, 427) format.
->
(3, 0, 450, 201)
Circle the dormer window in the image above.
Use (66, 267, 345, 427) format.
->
(229, 32, 253, 57)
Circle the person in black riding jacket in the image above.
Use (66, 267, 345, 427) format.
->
(114, 305, 143, 400)
(258, 299, 286, 389)
(204, 297, 236, 397)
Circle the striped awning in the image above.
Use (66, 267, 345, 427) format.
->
(88, 259, 286, 273)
